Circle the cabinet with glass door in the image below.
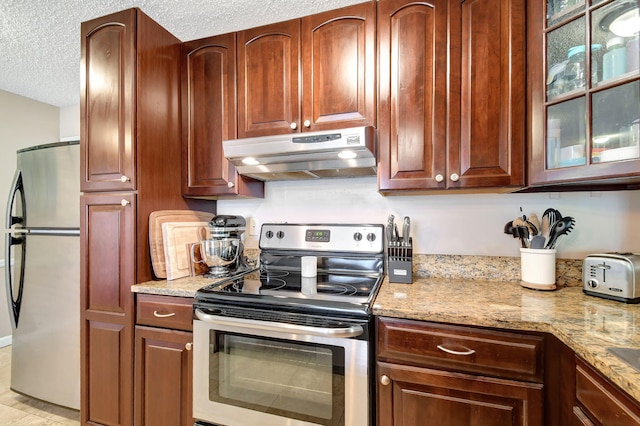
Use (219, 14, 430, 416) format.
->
(528, 0, 640, 187)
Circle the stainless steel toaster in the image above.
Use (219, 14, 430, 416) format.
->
(583, 253, 640, 303)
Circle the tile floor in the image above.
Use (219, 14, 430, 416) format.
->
(0, 345, 80, 425)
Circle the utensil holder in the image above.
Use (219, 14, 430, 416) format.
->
(388, 238, 413, 284)
(520, 248, 557, 291)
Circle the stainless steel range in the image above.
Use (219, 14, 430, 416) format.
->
(193, 223, 385, 426)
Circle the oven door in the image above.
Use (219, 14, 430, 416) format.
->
(193, 310, 369, 426)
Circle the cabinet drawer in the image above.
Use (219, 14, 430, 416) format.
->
(136, 294, 193, 331)
(576, 357, 640, 426)
(377, 317, 544, 382)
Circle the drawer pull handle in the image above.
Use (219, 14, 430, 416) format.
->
(437, 344, 475, 356)
(380, 375, 391, 386)
(153, 310, 176, 318)
(185, 342, 193, 351)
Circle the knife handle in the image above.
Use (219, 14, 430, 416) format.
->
(402, 216, 410, 245)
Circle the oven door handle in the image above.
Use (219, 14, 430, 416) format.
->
(195, 309, 364, 338)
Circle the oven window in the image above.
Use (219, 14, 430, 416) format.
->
(209, 331, 345, 425)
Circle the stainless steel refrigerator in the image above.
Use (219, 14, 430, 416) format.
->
(4, 141, 80, 410)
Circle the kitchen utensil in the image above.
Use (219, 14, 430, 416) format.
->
(199, 238, 241, 276)
(510, 218, 530, 248)
(504, 220, 516, 237)
(504, 220, 528, 247)
(526, 213, 540, 236)
(162, 221, 210, 280)
(541, 215, 550, 241)
(545, 216, 575, 249)
(402, 216, 410, 246)
(517, 226, 530, 248)
(149, 210, 212, 278)
(530, 235, 546, 249)
(542, 208, 562, 226)
(386, 214, 395, 245)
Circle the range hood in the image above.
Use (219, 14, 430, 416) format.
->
(223, 126, 376, 181)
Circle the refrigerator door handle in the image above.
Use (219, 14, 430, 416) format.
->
(5, 169, 26, 329)
(5, 169, 25, 229)
(28, 229, 80, 237)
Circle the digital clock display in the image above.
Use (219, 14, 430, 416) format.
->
(305, 229, 330, 242)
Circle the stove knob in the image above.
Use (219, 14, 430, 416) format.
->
(276, 231, 285, 239)
(353, 232, 363, 241)
(366, 233, 376, 242)
(265, 230, 274, 239)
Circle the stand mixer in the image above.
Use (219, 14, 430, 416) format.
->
(199, 215, 247, 277)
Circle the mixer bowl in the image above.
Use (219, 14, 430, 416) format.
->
(200, 238, 240, 276)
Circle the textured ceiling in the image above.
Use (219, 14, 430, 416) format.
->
(0, 0, 365, 107)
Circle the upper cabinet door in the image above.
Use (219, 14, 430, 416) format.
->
(528, 0, 640, 188)
(451, 0, 525, 189)
(81, 9, 136, 192)
(183, 33, 264, 199)
(301, 2, 376, 131)
(237, 19, 300, 138)
(377, 0, 449, 191)
(378, 0, 525, 193)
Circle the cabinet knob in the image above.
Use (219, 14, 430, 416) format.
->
(185, 342, 193, 351)
(450, 173, 460, 182)
(435, 174, 444, 183)
(227, 181, 235, 188)
(380, 375, 391, 386)
(120, 199, 130, 207)
(290, 122, 297, 130)
(120, 175, 130, 182)
(303, 120, 311, 128)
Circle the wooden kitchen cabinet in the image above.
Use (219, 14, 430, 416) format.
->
(81, 192, 135, 426)
(81, 9, 210, 426)
(81, 10, 136, 192)
(378, 0, 525, 193)
(376, 317, 544, 425)
(182, 33, 264, 199)
(527, 1, 640, 189)
(575, 357, 640, 426)
(237, 1, 376, 137)
(134, 295, 193, 426)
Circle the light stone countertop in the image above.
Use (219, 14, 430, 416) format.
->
(373, 277, 640, 403)
(132, 275, 216, 297)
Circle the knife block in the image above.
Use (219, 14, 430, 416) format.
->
(388, 238, 413, 284)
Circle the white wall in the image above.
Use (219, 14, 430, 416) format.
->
(60, 104, 80, 140)
(0, 89, 60, 343)
(218, 178, 640, 260)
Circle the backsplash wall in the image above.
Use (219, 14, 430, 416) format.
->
(217, 178, 640, 260)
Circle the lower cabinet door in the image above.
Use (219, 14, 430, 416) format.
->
(134, 326, 193, 426)
(377, 362, 543, 426)
(572, 406, 596, 426)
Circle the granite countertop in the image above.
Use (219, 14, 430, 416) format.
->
(133, 275, 215, 298)
(131, 259, 640, 404)
(373, 277, 640, 403)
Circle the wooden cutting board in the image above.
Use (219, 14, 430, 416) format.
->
(149, 210, 212, 278)
(162, 221, 210, 280)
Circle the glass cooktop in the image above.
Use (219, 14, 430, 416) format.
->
(196, 270, 382, 311)
(197, 269, 380, 304)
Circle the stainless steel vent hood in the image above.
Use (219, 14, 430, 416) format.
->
(223, 126, 376, 181)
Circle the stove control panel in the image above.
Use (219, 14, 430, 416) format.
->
(260, 223, 384, 253)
